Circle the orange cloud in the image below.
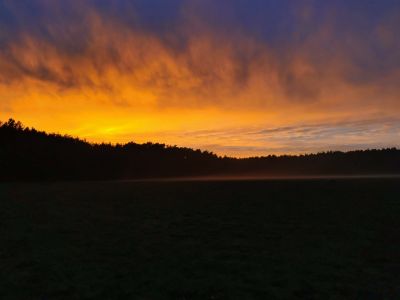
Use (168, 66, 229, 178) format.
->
(0, 0, 399, 156)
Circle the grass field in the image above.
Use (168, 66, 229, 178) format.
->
(1, 178, 399, 299)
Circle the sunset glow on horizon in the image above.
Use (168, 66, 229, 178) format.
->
(1, 0, 400, 157)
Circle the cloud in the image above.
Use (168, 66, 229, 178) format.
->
(175, 117, 400, 156)
(0, 0, 399, 155)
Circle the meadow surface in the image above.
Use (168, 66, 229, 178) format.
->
(0, 179, 399, 299)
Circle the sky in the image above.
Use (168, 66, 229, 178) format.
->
(0, 0, 399, 157)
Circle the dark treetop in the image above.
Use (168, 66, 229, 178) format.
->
(1, 119, 399, 181)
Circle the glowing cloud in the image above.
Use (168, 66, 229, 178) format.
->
(0, 0, 399, 156)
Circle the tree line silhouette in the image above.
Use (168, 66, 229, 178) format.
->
(1, 118, 399, 181)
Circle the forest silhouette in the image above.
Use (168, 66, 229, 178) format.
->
(1, 118, 399, 181)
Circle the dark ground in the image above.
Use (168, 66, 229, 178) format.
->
(0, 178, 399, 299)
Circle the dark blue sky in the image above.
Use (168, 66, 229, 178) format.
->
(1, 0, 398, 71)
(1, 0, 398, 39)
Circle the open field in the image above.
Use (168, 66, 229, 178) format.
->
(1, 179, 399, 299)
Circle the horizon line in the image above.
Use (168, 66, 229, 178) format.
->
(1, 118, 399, 160)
